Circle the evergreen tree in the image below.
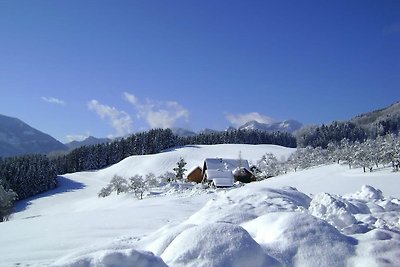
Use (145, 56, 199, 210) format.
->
(173, 157, 187, 181)
(0, 184, 18, 222)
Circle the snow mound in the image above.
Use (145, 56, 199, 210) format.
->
(309, 192, 358, 230)
(242, 212, 356, 266)
(347, 185, 384, 202)
(138, 223, 197, 256)
(160, 222, 280, 267)
(185, 185, 311, 226)
(350, 228, 400, 267)
(53, 248, 167, 267)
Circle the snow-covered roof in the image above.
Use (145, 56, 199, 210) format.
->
(204, 158, 250, 172)
(205, 169, 234, 187)
(205, 169, 233, 180)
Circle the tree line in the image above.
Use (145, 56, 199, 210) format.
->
(295, 118, 400, 149)
(51, 128, 296, 175)
(255, 133, 400, 180)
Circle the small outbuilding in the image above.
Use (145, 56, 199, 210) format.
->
(187, 166, 203, 183)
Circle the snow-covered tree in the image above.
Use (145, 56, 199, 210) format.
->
(173, 157, 187, 181)
(327, 142, 341, 164)
(339, 138, 355, 169)
(353, 141, 374, 172)
(382, 134, 400, 171)
(129, 175, 148, 199)
(0, 184, 18, 222)
(145, 173, 158, 188)
(256, 153, 280, 180)
(109, 175, 128, 195)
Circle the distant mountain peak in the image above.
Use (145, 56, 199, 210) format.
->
(238, 119, 302, 133)
(171, 128, 196, 137)
(0, 114, 67, 157)
(65, 136, 111, 150)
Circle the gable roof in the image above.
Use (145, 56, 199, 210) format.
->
(203, 158, 250, 172)
(187, 165, 202, 174)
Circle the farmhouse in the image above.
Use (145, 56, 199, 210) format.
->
(187, 166, 203, 183)
(201, 158, 254, 187)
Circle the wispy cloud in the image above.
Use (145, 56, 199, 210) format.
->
(123, 92, 189, 129)
(65, 132, 90, 143)
(88, 100, 133, 137)
(225, 112, 274, 127)
(41, 96, 65, 105)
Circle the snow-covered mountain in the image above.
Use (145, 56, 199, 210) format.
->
(170, 128, 196, 137)
(238, 119, 303, 133)
(2, 144, 400, 266)
(65, 136, 111, 150)
(0, 114, 67, 157)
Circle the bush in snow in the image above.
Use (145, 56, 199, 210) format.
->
(157, 171, 175, 185)
(0, 184, 18, 222)
(97, 185, 112, 198)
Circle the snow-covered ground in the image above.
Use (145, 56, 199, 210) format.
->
(1, 144, 399, 267)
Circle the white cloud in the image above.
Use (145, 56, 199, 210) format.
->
(123, 92, 189, 129)
(65, 132, 90, 142)
(225, 112, 275, 127)
(88, 99, 133, 137)
(41, 96, 65, 105)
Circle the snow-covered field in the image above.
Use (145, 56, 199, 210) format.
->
(1, 144, 399, 267)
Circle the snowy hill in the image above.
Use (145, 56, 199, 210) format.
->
(238, 119, 303, 133)
(1, 144, 400, 266)
(0, 114, 67, 157)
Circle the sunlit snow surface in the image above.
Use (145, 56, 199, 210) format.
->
(1, 144, 399, 267)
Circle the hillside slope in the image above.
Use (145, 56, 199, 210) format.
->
(351, 101, 400, 126)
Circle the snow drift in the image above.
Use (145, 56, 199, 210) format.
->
(132, 184, 400, 267)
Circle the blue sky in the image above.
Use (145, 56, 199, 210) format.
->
(0, 0, 399, 142)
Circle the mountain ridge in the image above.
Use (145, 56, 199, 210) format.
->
(65, 136, 111, 150)
(0, 114, 67, 157)
(238, 119, 303, 133)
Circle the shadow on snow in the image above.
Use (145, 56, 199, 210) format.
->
(13, 176, 86, 214)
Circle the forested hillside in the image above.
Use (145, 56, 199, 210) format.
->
(0, 128, 295, 206)
(296, 102, 400, 148)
